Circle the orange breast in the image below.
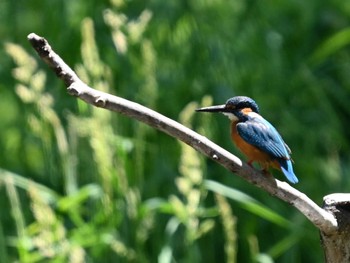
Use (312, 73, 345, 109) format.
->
(230, 122, 280, 170)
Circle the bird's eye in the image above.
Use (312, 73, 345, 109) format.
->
(226, 104, 235, 110)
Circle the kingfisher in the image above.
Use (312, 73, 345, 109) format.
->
(196, 96, 298, 184)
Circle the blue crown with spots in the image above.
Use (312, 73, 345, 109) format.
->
(225, 96, 260, 113)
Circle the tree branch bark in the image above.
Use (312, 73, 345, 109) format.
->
(321, 194, 350, 262)
(27, 33, 339, 240)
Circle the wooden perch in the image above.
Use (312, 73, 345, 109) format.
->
(28, 33, 350, 262)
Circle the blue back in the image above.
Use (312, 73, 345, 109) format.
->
(236, 112, 299, 184)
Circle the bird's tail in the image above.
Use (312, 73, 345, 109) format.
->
(278, 159, 299, 184)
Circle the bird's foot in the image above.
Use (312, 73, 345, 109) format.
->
(261, 169, 270, 175)
(261, 169, 277, 185)
(261, 169, 274, 179)
(247, 160, 254, 167)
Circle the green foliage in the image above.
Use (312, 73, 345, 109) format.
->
(1, 0, 350, 262)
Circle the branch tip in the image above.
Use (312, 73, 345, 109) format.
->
(27, 33, 51, 57)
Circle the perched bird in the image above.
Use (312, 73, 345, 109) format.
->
(196, 96, 298, 184)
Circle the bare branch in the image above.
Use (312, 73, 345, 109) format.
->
(27, 33, 338, 235)
(321, 194, 350, 262)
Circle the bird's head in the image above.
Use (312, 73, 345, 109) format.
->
(196, 96, 260, 121)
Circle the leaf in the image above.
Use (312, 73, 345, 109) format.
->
(309, 27, 350, 66)
(204, 180, 292, 228)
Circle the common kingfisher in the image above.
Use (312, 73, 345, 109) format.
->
(196, 96, 298, 184)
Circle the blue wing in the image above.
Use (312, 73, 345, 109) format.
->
(237, 114, 299, 184)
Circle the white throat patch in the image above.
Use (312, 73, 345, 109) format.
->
(222, 112, 239, 121)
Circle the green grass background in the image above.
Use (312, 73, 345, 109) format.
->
(1, 0, 350, 262)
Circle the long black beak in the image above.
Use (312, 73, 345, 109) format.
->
(195, 104, 227, 113)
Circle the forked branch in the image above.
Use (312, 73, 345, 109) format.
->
(27, 33, 338, 235)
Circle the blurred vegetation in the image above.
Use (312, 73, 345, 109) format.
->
(1, 0, 350, 262)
